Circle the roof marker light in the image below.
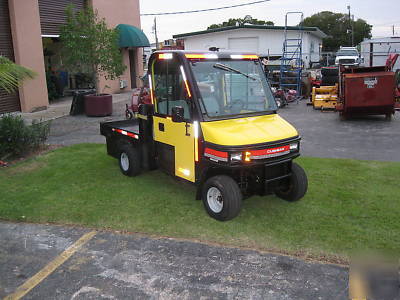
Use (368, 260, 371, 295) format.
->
(230, 54, 259, 60)
(159, 53, 173, 60)
(185, 54, 218, 59)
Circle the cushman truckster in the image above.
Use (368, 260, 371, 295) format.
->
(100, 51, 308, 221)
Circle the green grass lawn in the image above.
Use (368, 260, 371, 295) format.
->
(1, 143, 399, 262)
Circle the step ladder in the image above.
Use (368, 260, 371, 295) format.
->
(279, 12, 304, 100)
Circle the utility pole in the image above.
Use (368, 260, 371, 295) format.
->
(393, 25, 395, 36)
(351, 14, 354, 47)
(347, 5, 352, 46)
(153, 17, 159, 50)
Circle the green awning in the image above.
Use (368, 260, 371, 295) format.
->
(116, 24, 150, 48)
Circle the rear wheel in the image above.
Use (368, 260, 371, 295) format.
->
(275, 162, 308, 202)
(119, 145, 141, 176)
(202, 175, 242, 221)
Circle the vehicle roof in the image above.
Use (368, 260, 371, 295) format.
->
(152, 50, 260, 59)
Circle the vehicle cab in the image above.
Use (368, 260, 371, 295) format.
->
(148, 50, 307, 220)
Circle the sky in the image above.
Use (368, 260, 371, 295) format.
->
(139, 0, 400, 43)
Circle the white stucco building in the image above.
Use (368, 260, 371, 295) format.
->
(360, 36, 400, 70)
(173, 25, 327, 68)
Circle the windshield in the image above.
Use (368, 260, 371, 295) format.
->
(336, 50, 359, 56)
(190, 59, 277, 119)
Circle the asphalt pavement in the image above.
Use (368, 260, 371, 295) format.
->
(0, 222, 349, 299)
(278, 101, 400, 162)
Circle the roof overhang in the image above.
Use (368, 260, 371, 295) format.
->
(116, 24, 150, 48)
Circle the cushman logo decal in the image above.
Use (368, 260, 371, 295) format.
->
(364, 77, 378, 88)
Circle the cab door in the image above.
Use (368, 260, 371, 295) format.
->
(151, 54, 196, 182)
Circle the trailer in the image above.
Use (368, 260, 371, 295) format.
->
(100, 50, 308, 221)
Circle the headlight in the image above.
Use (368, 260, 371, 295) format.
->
(290, 143, 299, 151)
(230, 152, 242, 162)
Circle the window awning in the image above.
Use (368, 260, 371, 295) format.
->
(116, 24, 150, 48)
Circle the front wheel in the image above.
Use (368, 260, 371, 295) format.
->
(275, 162, 308, 202)
(202, 175, 242, 221)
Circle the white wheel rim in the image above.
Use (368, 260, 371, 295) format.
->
(120, 152, 129, 171)
(207, 187, 223, 213)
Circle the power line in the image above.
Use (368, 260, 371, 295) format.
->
(140, 0, 271, 16)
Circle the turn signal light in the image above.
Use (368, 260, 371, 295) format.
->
(244, 151, 251, 162)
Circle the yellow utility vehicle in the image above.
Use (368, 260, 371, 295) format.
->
(101, 51, 308, 221)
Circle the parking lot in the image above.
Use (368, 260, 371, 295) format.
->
(280, 101, 400, 162)
(48, 98, 400, 162)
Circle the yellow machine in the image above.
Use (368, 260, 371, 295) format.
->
(311, 84, 338, 110)
(101, 51, 308, 221)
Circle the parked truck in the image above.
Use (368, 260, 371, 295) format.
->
(100, 51, 308, 221)
(335, 46, 362, 67)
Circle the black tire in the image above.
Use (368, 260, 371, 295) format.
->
(385, 113, 392, 121)
(119, 144, 141, 176)
(202, 175, 242, 221)
(275, 162, 308, 202)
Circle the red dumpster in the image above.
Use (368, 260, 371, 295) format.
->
(337, 66, 396, 119)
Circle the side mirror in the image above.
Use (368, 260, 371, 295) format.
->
(171, 106, 184, 123)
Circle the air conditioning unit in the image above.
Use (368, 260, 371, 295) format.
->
(119, 80, 128, 89)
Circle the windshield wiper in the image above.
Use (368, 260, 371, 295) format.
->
(213, 63, 258, 81)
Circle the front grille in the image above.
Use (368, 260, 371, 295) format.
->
(339, 59, 356, 64)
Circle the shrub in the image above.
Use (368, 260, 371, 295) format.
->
(0, 114, 50, 160)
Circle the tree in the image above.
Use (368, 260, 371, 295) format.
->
(0, 56, 36, 94)
(303, 11, 372, 51)
(59, 5, 126, 94)
(208, 17, 274, 30)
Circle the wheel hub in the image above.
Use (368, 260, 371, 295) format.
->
(120, 152, 129, 171)
(207, 187, 223, 213)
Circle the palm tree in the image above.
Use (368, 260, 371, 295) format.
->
(0, 56, 36, 94)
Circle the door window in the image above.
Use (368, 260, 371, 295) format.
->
(152, 57, 191, 120)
